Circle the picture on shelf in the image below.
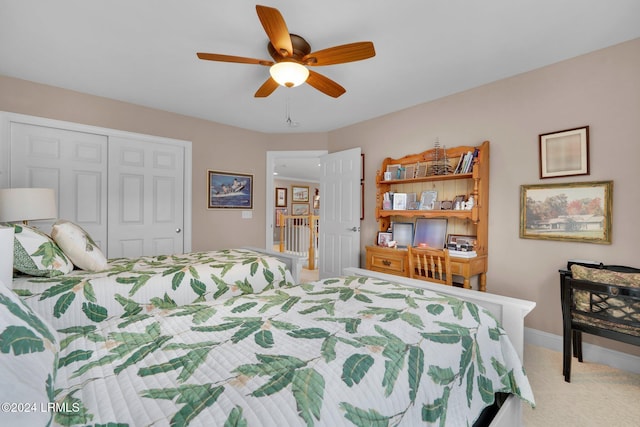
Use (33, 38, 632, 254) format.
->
(392, 222, 414, 248)
(447, 234, 477, 251)
(377, 231, 393, 247)
(413, 218, 448, 249)
(419, 190, 437, 210)
(392, 193, 407, 210)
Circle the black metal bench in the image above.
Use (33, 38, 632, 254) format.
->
(559, 261, 640, 382)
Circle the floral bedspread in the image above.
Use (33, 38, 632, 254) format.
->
(13, 249, 294, 330)
(51, 275, 534, 426)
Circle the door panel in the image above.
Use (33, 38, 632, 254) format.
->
(10, 123, 108, 249)
(108, 137, 184, 258)
(319, 148, 361, 278)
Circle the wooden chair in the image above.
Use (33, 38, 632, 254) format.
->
(407, 246, 452, 285)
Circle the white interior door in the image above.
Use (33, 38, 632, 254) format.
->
(108, 137, 184, 258)
(319, 147, 361, 278)
(9, 123, 108, 249)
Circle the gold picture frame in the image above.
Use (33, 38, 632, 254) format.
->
(520, 180, 612, 244)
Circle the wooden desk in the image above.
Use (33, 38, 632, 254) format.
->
(365, 245, 488, 291)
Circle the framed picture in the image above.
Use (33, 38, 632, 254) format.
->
(405, 164, 416, 180)
(386, 164, 401, 180)
(292, 203, 309, 215)
(207, 170, 253, 209)
(419, 190, 438, 210)
(292, 185, 309, 202)
(361, 153, 365, 181)
(539, 126, 589, 179)
(520, 180, 612, 244)
(275, 187, 287, 207)
(416, 162, 428, 178)
(275, 208, 287, 227)
(392, 222, 414, 248)
(377, 231, 392, 247)
(360, 182, 365, 220)
(447, 234, 477, 250)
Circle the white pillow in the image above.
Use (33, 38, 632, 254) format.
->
(9, 223, 74, 277)
(51, 220, 108, 272)
(0, 278, 58, 426)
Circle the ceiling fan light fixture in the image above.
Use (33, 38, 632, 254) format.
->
(270, 62, 309, 87)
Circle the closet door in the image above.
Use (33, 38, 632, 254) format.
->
(108, 136, 184, 258)
(9, 123, 108, 249)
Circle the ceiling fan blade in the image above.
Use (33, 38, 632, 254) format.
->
(254, 77, 279, 98)
(306, 70, 346, 98)
(197, 52, 273, 66)
(256, 5, 293, 57)
(303, 42, 375, 66)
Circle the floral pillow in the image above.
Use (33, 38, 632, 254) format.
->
(51, 219, 108, 272)
(0, 278, 58, 426)
(9, 223, 74, 277)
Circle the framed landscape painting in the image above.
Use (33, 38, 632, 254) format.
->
(207, 170, 253, 209)
(520, 180, 612, 244)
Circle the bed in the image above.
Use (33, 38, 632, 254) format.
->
(12, 247, 299, 330)
(1, 265, 535, 427)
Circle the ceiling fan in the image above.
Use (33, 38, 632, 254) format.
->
(196, 5, 376, 98)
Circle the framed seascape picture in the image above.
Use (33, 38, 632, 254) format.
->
(292, 185, 309, 202)
(275, 187, 287, 207)
(208, 170, 253, 209)
(520, 180, 612, 244)
(539, 126, 589, 179)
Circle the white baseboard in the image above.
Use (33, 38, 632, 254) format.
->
(524, 327, 640, 374)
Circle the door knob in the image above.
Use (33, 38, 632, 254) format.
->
(176, 228, 182, 233)
(347, 226, 360, 232)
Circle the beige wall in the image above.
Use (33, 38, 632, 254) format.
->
(329, 38, 640, 356)
(0, 76, 328, 251)
(1, 37, 638, 356)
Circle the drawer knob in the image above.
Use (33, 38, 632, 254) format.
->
(382, 260, 392, 266)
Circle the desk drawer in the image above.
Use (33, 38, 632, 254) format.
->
(370, 253, 406, 274)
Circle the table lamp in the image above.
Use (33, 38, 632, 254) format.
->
(0, 187, 57, 225)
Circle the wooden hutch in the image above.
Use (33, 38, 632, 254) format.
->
(365, 141, 490, 291)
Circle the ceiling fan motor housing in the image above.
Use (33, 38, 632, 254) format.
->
(268, 34, 312, 64)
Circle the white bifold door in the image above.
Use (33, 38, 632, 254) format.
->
(6, 117, 189, 258)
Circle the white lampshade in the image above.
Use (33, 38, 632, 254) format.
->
(0, 188, 57, 223)
(270, 62, 309, 87)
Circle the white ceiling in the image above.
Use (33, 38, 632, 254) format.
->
(1, 1, 639, 135)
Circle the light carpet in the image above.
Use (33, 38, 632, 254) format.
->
(522, 344, 640, 426)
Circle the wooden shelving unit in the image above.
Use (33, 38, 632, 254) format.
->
(366, 141, 490, 291)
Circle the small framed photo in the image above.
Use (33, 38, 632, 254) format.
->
(539, 126, 589, 179)
(405, 164, 416, 180)
(275, 208, 287, 227)
(377, 231, 392, 247)
(291, 185, 309, 202)
(386, 164, 401, 180)
(520, 180, 612, 244)
(275, 187, 287, 207)
(419, 190, 438, 210)
(292, 203, 310, 215)
(416, 162, 428, 178)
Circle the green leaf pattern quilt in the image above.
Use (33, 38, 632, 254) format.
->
(13, 249, 294, 330)
(49, 275, 534, 426)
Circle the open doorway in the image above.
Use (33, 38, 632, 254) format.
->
(266, 150, 327, 282)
